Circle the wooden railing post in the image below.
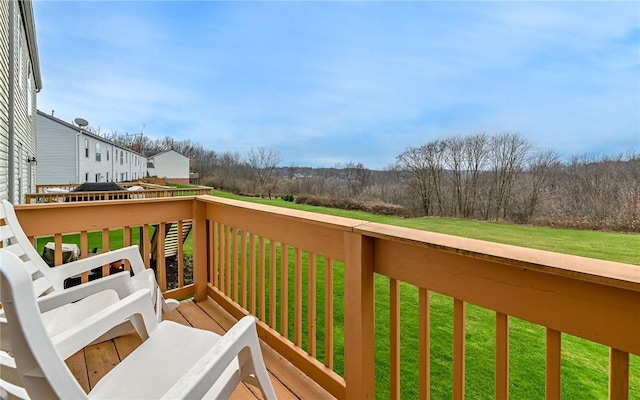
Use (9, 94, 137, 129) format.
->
(344, 231, 375, 399)
(192, 199, 207, 301)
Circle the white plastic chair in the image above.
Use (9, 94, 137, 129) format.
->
(0, 250, 277, 400)
(0, 200, 179, 329)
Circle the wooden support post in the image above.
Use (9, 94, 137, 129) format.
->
(344, 232, 375, 399)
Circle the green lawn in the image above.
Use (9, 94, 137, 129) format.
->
(38, 192, 639, 398)
(213, 190, 640, 265)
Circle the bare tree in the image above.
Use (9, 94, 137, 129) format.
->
(342, 162, 371, 197)
(396, 140, 446, 216)
(523, 148, 559, 221)
(246, 147, 282, 198)
(486, 133, 531, 220)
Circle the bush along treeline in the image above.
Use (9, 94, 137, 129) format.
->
(104, 129, 639, 232)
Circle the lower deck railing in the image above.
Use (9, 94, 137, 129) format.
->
(14, 195, 639, 399)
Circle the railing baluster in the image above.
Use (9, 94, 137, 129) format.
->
(177, 221, 184, 287)
(232, 227, 239, 301)
(419, 288, 430, 400)
(219, 224, 225, 292)
(226, 225, 232, 296)
(209, 221, 218, 287)
(193, 200, 207, 301)
(546, 328, 562, 399)
(156, 224, 166, 291)
(390, 278, 401, 399)
(54, 233, 63, 266)
(259, 236, 266, 321)
(281, 243, 288, 336)
(295, 247, 303, 346)
(102, 228, 110, 278)
(308, 252, 317, 357)
(124, 226, 132, 273)
(496, 312, 509, 400)
(453, 298, 466, 400)
(209, 221, 216, 288)
(141, 224, 150, 267)
(269, 239, 277, 329)
(241, 230, 247, 308)
(80, 231, 89, 283)
(609, 348, 629, 400)
(324, 257, 334, 369)
(250, 233, 257, 314)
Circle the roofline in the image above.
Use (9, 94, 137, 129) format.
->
(19, 0, 42, 91)
(149, 149, 188, 158)
(36, 110, 146, 156)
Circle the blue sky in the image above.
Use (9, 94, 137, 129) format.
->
(34, 1, 639, 169)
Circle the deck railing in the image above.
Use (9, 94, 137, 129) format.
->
(14, 195, 639, 399)
(25, 183, 212, 203)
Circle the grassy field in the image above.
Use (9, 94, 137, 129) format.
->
(213, 190, 640, 265)
(38, 192, 639, 398)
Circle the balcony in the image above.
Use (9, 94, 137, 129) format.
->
(13, 195, 639, 399)
(25, 182, 213, 204)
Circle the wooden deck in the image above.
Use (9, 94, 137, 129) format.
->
(65, 298, 336, 399)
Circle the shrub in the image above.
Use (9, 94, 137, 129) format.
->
(295, 195, 408, 217)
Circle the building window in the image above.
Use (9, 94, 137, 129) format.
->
(121, 173, 125, 181)
(120, 150, 124, 165)
(106, 172, 109, 181)
(95, 173, 101, 182)
(126, 153, 129, 163)
(95, 143, 101, 162)
(85, 139, 89, 158)
(106, 148, 110, 161)
(85, 172, 89, 182)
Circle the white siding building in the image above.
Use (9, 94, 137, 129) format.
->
(1, 0, 42, 203)
(36, 111, 147, 184)
(147, 150, 189, 185)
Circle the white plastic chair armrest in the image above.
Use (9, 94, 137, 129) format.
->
(52, 245, 147, 279)
(161, 316, 276, 400)
(37, 273, 135, 313)
(52, 289, 158, 360)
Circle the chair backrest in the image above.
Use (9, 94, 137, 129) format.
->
(0, 250, 89, 399)
(0, 200, 60, 295)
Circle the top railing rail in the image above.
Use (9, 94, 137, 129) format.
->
(26, 183, 212, 203)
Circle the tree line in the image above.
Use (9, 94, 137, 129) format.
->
(393, 133, 639, 232)
(101, 129, 639, 232)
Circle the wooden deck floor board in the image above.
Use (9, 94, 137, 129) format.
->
(66, 298, 336, 399)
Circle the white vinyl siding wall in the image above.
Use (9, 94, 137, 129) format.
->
(148, 150, 189, 181)
(1, 1, 38, 202)
(0, 0, 10, 200)
(36, 114, 76, 184)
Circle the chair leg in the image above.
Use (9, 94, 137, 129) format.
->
(245, 330, 277, 400)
